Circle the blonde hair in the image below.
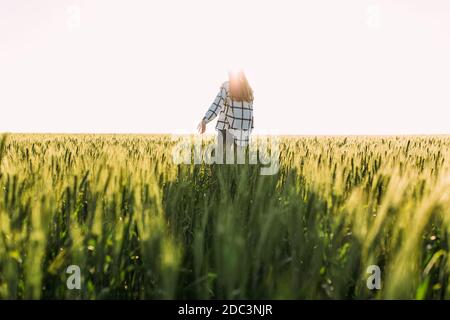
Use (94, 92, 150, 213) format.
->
(229, 70, 254, 102)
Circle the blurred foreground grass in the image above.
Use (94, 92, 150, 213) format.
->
(0, 133, 449, 299)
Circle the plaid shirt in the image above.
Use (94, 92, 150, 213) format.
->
(203, 81, 254, 145)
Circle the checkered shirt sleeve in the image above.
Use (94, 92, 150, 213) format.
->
(203, 84, 227, 124)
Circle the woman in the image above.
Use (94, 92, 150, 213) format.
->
(197, 69, 254, 163)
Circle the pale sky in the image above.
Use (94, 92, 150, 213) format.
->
(1, 0, 450, 135)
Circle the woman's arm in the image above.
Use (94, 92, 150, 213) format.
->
(198, 84, 227, 134)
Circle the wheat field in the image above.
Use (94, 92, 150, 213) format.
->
(0, 133, 449, 299)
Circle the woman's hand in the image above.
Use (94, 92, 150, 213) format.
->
(197, 119, 206, 134)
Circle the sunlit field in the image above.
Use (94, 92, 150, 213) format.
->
(0, 134, 449, 299)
